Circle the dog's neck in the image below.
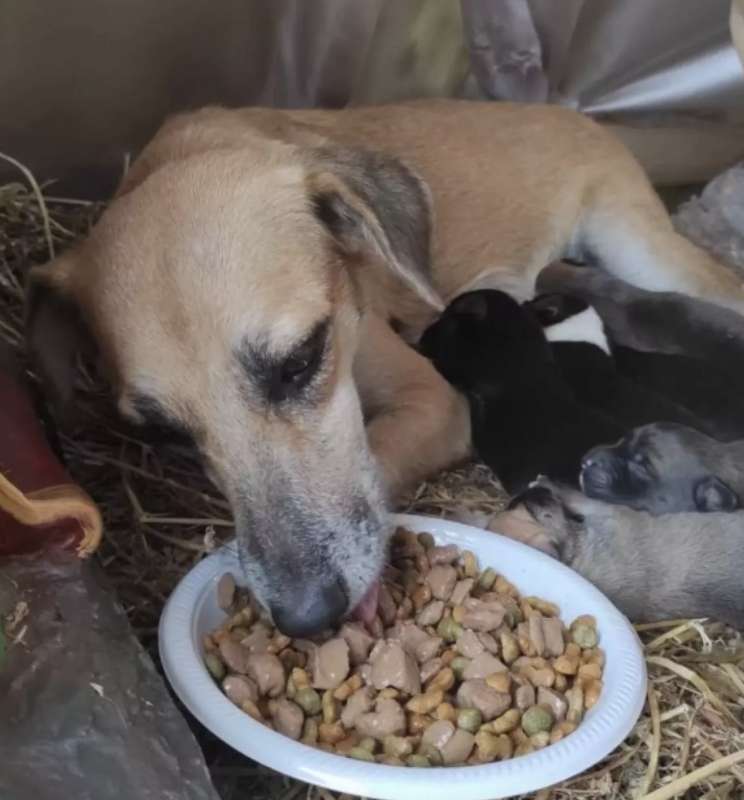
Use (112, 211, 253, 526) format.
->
(544, 306, 611, 355)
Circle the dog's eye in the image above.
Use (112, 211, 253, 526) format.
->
(277, 322, 328, 393)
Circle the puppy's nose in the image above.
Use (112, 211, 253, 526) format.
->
(270, 576, 348, 638)
(580, 448, 613, 488)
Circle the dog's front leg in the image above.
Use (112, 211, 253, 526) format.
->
(354, 314, 472, 501)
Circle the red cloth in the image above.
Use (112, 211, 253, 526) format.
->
(0, 343, 101, 557)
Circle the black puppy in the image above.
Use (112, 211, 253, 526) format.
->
(419, 290, 623, 494)
(537, 262, 744, 440)
(525, 293, 714, 436)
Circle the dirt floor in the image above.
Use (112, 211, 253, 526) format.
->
(2, 176, 744, 800)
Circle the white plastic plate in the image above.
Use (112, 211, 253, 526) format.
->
(159, 513, 646, 800)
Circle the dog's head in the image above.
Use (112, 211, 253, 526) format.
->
(580, 422, 740, 514)
(419, 289, 552, 396)
(26, 124, 444, 636)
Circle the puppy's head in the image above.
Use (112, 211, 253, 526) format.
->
(580, 422, 740, 514)
(26, 128, 443, 637)
(419, 289, 552, 395)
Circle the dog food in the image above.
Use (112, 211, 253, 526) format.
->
(203, 528, 604, 767)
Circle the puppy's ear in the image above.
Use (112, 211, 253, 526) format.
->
(307, 147, 443, 311)
(693, 475, 740, 512)
(449, 292, 489, 321)
(25, 254, 93, 419)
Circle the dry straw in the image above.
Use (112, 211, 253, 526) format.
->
(1, 169, 743, 800)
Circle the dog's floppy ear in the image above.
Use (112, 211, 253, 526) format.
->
(307, 147, 443, 311)
(25, 254, 93, 419)
(693, 475, 740, 512)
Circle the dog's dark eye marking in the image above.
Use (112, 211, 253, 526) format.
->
(129, 394, 194, 444)
(239, 319, 330, 404)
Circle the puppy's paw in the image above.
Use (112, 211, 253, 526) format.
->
(488, 505, 558, 558)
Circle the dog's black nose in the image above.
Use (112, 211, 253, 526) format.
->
(270, 577, 348, 638)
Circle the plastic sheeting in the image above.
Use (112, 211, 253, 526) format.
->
(1, 0, 743, 193)
(0, 550, 220, 800)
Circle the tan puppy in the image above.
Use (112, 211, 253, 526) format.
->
(25, 100, 744, 636)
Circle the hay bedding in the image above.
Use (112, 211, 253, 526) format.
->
(2, 168, 744, 800)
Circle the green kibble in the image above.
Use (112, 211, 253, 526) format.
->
(358, 737, 377, 754)
(418, 532, 436, 550)
(521, 705, 554, 736)
(457, 707, 483, 733)
(349, 746, 376, 762)
(383, 735, 414, 757)
(406, 754, 432, 768)
(418, 745, 444, 766)
(478, 567, 497, 591)
(571, 623, 598, 649)
(205, 653, 225, 681)
(436, 617, 464, 642)
(450, 656, 471, 679)
(295, 686, 322, 716)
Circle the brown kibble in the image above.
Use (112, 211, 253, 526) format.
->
(584, 679, 603, 709)
(578, 662, 603, 683)
(319, 721, 347, 745)
(340, 686, 374, 728)
(333, 673, 363, 701)
(272, 698, 304, 740)
(380, 687, 400, 700)
(322, 689, 339, 724)
(530, 731, 550, 749)
(291, 667, 310, 688)
(485, 672, 511, 693)
(515, 684, 535, 711)
(527, 611, 546, 657)
(525, 596, 559, 616)
(474, 730, 512, 763)
(462, 550, 478, 578)
(554, 654, 579, 676)
(218, 638, 252, 674)
(554, 673, 568, 692)
(550, 720, 577, 744)
(335, 733, 362, 755)
(407, 712, 430, 736)
(383, 734, 414, 758)
(494, 576, 518, 597)
(541, 617, 565, 657)
(521, 664, 555, 689)
(566, 686, 584, 723)
(435, 702, 457, 722)
(412, 584, 432, 611)
(427, 667, 455, 693)
(485, 708, 521, 735)
(514, 741, 534, 757)
(500, 631, 520, 664)
(240, 698, 263, 721)
(451, 605, 466, 624)
(406, 689, 444, 715)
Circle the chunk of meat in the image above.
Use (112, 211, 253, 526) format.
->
(341, 686, 375, 728)
(370, 642, 421, 696)
(355, 697, 406, 739)
(218, 638, 252, 674)
(538, 687, 568, 721)
(273, 698, 304, 740)
(311, 639, 350, 690)
(222, 674, 258, 707)
(542, 617, 565, 657)
(339, 622, 375, 665)
(426, 565, 458, 601)
(387, 622, 442, 664)
(441, 729, 475, 764)
(421, 720, 455, 751)
(245, 653, 285, 697)
(462, 653, 507, 680)
(417, 600, 445, 627)
(460, 598, 505, 632)
(456, 629, 485, 659)
(456, 680, 511, 721)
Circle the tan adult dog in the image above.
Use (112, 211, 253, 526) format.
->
(25, 99, 744, 636)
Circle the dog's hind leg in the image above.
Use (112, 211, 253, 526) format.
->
(577, 158, 744, 315)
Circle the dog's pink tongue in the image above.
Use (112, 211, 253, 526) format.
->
(352, 580, 380, 626)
